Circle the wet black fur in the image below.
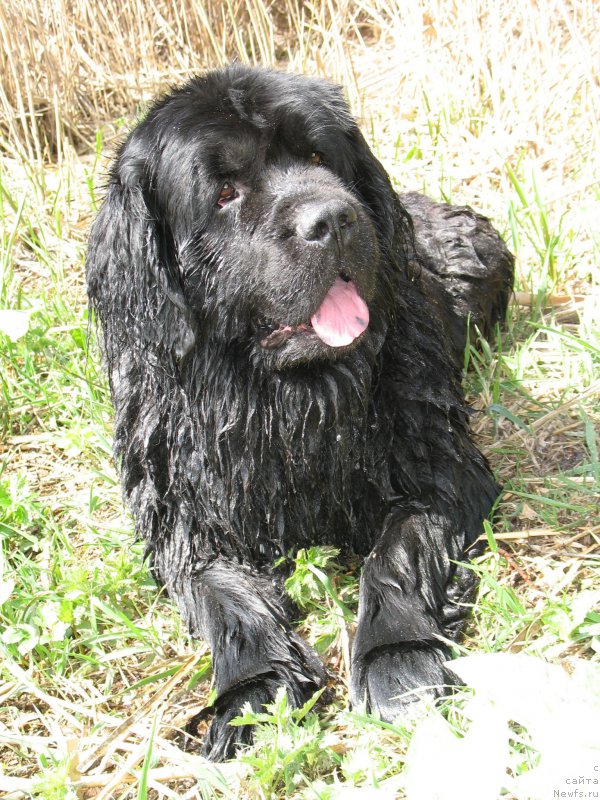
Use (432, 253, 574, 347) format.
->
(86, 64, 514, 760)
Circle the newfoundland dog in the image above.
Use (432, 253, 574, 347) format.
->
(87, 64, 513, 760)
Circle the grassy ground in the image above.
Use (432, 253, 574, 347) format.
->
(0, 2, 599, 798)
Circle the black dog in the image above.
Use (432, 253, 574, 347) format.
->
(87, 64, 513, 760)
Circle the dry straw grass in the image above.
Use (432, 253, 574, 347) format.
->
(1, 0, 598, 175)
(0, 0, 361, 160)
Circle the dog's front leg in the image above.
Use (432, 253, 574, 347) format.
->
(350, 509, 474, 720)
(159, 555, 327, 760)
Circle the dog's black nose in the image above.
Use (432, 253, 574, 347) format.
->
(297, 200, 358, 247)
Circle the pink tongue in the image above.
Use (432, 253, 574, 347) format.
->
(310, 278, 369, 347)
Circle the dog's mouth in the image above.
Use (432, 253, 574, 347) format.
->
(258, 274, 370, 350)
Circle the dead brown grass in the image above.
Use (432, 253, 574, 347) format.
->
(0, 0, 365, 160)
(2, 0, 598, 177)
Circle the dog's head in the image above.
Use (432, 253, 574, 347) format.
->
(87, 65, 409, 371)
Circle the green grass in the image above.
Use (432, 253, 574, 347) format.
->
(1, 17, 599, 799)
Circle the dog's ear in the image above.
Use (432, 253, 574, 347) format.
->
(349, 127, 412, 254)
(86, 164, 196, 370)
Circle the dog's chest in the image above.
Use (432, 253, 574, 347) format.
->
(187, 359, 393, 560)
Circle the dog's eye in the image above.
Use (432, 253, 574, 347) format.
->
(309, 151, 324, 166)
(217, 182, 238, 207)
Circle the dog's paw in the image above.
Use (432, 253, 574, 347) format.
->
(350, 643, 453, 722)
(194, 678, 276, 761)
(191, 670, 327, 761)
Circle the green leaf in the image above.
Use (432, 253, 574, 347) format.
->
(489, 403, 531, 432)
